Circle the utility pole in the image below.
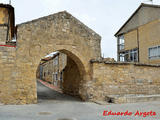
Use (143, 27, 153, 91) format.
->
(9, 0, 11, 5)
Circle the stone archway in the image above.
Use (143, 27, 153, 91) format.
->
(36, 49, 87, 99)
(0, 11, 101, 104)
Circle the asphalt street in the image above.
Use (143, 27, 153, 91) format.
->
(0, 81, 159, 120)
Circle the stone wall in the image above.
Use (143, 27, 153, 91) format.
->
(0, 46, 17, 104)
(63, 56, 82, 96)
(0, 11, 101, 104)
(89, 60, 160, 103)
(1, 10, 160, 105)
(0, 26, 7, 44)
(42, 59, 55, 83)
(10, 11, 101, 104)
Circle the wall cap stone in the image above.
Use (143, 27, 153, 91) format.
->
(90, 59, 160, 67)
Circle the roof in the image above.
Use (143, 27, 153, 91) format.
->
(115, 3, 160, 37)
(16, 11, 101, 39)
(41, 57, 53, 62)
(41, 52, 59, 64)
(0, 4, 13, 9)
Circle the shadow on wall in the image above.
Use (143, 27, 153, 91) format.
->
(36, 50, 85, 101)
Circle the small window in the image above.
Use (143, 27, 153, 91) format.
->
(53, 56, 58, 65)
(130, 49, 138, 62)
(55, 74, 58, 80)
(158, 46, 160, 54)
(120, 53, 125, 62)
(149, 46, 160, 59)
(124, 51, 129, 62)
(53, 73, 58, 81)
(118, 35, 124, 50)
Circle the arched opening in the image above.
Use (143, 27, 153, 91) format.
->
(36, 49, 86, 102)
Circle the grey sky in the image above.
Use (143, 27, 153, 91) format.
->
(1, 0, 160, 59)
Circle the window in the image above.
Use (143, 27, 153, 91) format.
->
(118, 35, 124, 50)
(119, 49, 138, 62)
(53, 73, 58, 81)
(124, 51, 129, 61)
(149, 46, 160, 59)
(120, 53, 125, 62)
(53, 73, 58, 86)
(53, 56, 58, 65)
(130, 49, 138, 62)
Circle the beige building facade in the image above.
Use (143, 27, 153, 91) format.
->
(115, 3, 160, 64)
(38, 52, 67, 88)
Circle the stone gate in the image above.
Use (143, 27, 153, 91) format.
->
(1, 9, 160, 105)
(0, 11, 101, 104)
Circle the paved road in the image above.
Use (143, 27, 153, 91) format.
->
(0, 81, 159, 120)
(37, 81, 81, 102)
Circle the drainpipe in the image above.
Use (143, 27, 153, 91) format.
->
(137, 28, 140, 62)
(117, 37, 120, 61)
(57, 54, 60, 85)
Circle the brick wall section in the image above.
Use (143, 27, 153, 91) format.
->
(89, 60, 160, 103)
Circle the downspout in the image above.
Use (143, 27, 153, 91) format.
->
(58, 54, 60, 81)
(117, 37, 120, 61)
(137, 28, 140, 62)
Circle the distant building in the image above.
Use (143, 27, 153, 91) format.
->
(37, 52, 67, 88)
(115, 3, 160, 64)
(0, 4, 15, 44)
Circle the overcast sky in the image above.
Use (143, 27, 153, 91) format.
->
(1, 0, 160, 59)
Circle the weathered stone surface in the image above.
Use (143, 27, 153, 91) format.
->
(89, 61, 160, 103)
(39, 52, 67, 85)
(0, 46, 17, 104)
(0, 26, 7, 43)
(0, 11, 101, 104)
(0, 10, 160, 105)
(63, 56, 82, 96)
